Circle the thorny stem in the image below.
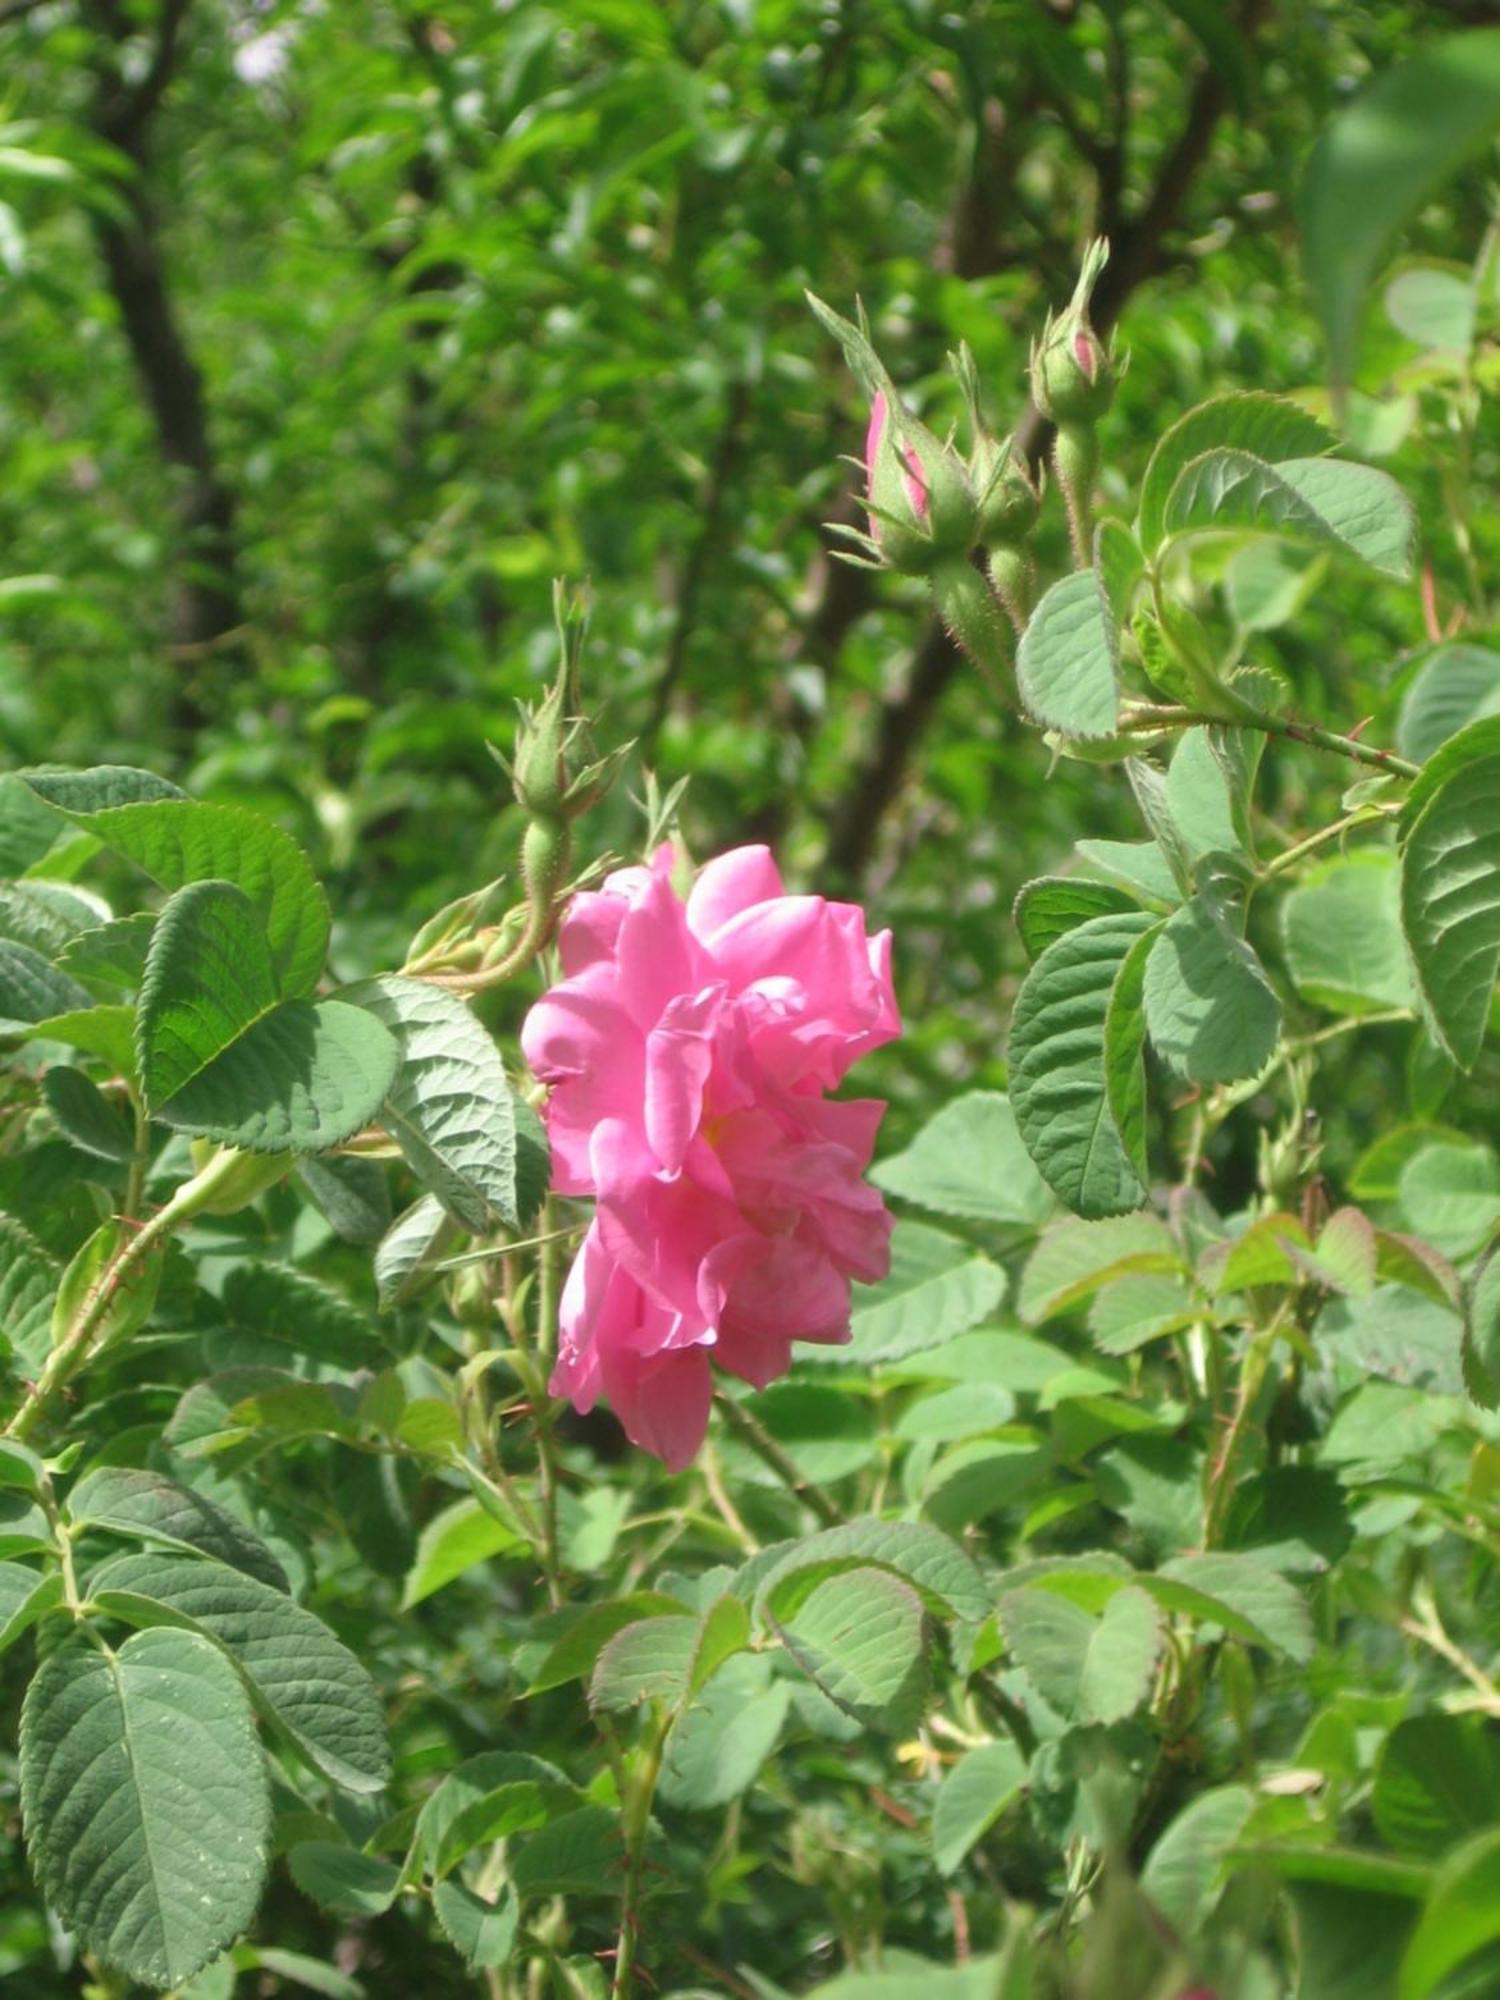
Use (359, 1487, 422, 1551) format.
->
(533, 1196, 564, 1603)
(1258, 803, 1397, 883)
(1118, 702, 1421, 781)
(712, 1392, 841, 1527)
(1203, 1304, 1290, 1548)
(1400, 1582, 1500, 1714)
(122, 1094, 151, 1221)
(700, 1439, 758, 1552)
(611, 1709, 672, 2000)
(432, 1221, 584, 1272)
(6, 1171, 201, 1445)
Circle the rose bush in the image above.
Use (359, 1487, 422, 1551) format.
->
(523, 842, 900, 1466)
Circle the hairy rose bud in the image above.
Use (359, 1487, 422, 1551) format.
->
(1031, 238, 1117, 427)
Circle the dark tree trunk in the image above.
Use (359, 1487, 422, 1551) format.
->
(87, 0, 239, 739)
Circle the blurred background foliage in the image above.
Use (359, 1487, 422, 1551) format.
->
(4, 3, 1493, 1032)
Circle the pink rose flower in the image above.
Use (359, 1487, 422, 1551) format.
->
(866, 389, 930, 533)
(522, 844, 900, 1470)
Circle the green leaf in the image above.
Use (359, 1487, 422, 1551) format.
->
(1102, 919, 1155, 1189)
(402, 1496, 526, 1608)
(344, 975, 520, 1230)
(56, 912, 156, 993)
(1137, 392, 1333, 553)
(1165, 727, 1251, 861)
(0, 1560, 62, 1654)
(510, 1804, 622, 1898)
(1222, 1466, 1353, 1575)
(1016, 569, 1119, 739)
(591, 1595, 748, 1713)
(222, 1262, 385, 1368)
(431, 1779, 572, 1878)
(996, 1586, 1093, 1714)
(1013, 876, 1139, 961)
(870, 1091, 1051, 1226)
(0, 1490, 51, 1558)
(1274, 458, 1417, 578)
(1399, 1141, 1500, 1260)
(1007, 911, 1157, 1218)
(1152, 1552, 1314, 1660)
(1164, 448, 1414, 576)
(1143, 892, 1281, 1084)
(1374, 1714, 1500, 1859)
(1020, 1213, 1180, 1323)
(374, 1193, 456, 1309)
(43, 1067, 135, 1162)
(411, 1749, 569, 1878)
(1286, 1882, 1419, 2000)
(1397, 644, 1500, 764)
(1299, 28, 1500, 384)
(0, 773, 66, 875)
(0, 882, 98, 958)
(89, 1549, 391, 1793)
(157, 997, 400, 1154)
(1397, 1830, 1500, 2000)
(0, 1212, 60, 1372)
(20, 1628, 270, 1989)
(433, 1880, 519, 1970)
(288, 1843, 400, 1919)
(1386, 263, 1476, 352)
(67, 1466, 288, 1590)
(527, 1594, 686, 1695)
(1464, 1249, 1500, 1408)
(25, 1003, 138, 1078)
(924, 1438, 1050, 1531)
(0, 938, 91, 1029)
(931, 1740, 1027, 1876)
(295, 1154, 392, 1247)
(837, 1221, 1005, 1365)
(1088, 1272, 1197, 1357)
(1398, 717, 1500, 1070)
(1078, 1584, 1164, 1725)
(777, 1565, 926, 1731)
(1093, 517, 1144, 624)
(1075, 838, 1181, 906)
(659, 1655, 791, 1811)
(0, 1440, 43, 1492)
(1282, 850, 1416, 1015)
(747, 1517, 989, 1626)
(1140, 1784, 1255, 1936)
(21, 775, 330, 996)
(1225, 540, 1326, 632)
(137, 880, 283, 1108)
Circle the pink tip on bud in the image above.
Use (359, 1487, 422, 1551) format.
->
(1074, 329, 1100, 384)
(865, 391, 930, 532)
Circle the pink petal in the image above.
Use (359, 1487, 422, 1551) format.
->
(522, 976, 643, 1194)
(685, 845, 785, 944)
(557, 889, 628, 976)
(602, 1340, 714, 1472)
(614, 867, 700, 1033)
(644, 985, 724, 1174)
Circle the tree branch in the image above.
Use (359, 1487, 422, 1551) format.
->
(644, 379, 753, 746)
(85, 0, 239, 736)
(817, 0, 1270, 886)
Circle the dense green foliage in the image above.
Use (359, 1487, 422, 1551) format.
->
(2, 4, 1500, 1999)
